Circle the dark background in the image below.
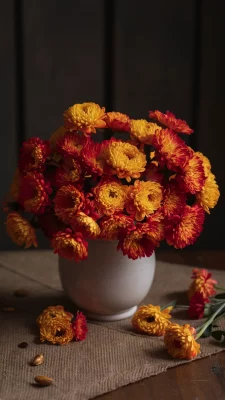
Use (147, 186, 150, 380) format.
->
(1, 0, 225, 251)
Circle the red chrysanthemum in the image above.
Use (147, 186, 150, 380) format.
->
(149, 110, 193, 135)
(57, 132, 88, 159)
(177, 153, 206, 194)
(51, 229, 88, 262)
(99, 214, 134, 240)
(188, 292, 210, 319)
(18, 172, 52, 215)
(54, 184, 85, 224)
(38, 212, 65, 238)
(165, 204, 205, 249)
(163, 184, 186, 218)
(152, 129, 192, 171)
(55, 160, 82, 187)
(188, 268, 217, 301)
(81, 139, 104, 176)
(118, 223, 155, 260)
(72, 311, 88, 341)
(72, 211, 101, 238)
(19, 137, 50, 173)
(105, 111, 131, 132)
(146, 210, 165, 246)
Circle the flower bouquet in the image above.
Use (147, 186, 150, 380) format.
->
(4, 102, 220, 260)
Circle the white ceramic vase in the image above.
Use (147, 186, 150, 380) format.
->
(59, 240, 155, 321)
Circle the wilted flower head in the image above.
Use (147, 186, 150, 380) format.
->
(6, 212, 37, 249)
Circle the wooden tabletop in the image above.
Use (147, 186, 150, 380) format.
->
(96, 250, 225, 400)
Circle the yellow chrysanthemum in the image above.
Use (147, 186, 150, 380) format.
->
(99, 214, 134, 240)
(130, 119, 160, 144)
(106, 141, 147, 182)
(195, 151, 211, 177)
(164, 324, 200, 360)
(126, 180, 163, 221)
(72, 212, 100, 238)
(39, 317, 74, 345)
(63, 102, 106, 134)
(37, 305, 73, 327)
(132, 304, 173, 336)
(6, 212, 37, 249)
(196, 172, 220, 214)
(93, 180, 127, 215)
(49, 126, 66, 152)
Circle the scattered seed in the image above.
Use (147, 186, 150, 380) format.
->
(30, 354, 44, 366)
(2, 306, 15, 312)
(34, 375, 53, 387)
(18, 342, 28, 349)
(14, 289, 29, 298)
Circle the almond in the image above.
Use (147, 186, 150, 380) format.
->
(34, 375, 53, 387)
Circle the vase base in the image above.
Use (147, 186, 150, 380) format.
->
(84, 306, 138, 322)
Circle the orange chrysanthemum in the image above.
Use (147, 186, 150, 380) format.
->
(149, 110, 193, 135)
(146, 210, 165, 246)
(39, 317, 74, 345)
(130, 119, 160, 145)
(49, 126, 66, 153)
(57, 132, 88, 159)
(99, 214, 134, 240)
(72, 311, 88, 341)
(164, 324, 200, 360)
(51, 229, 88, 262)
(178, 153, 206, 194)
(63, 102, 106, 134)
(19, 172, 51, 215)
(93, 179, 127, 215)
(19, 137, 50, 173)
(81, 140, 105, 176)
(72, 211, 100, 238)
(152, 129, 192, 171)
(37, 305, 73, 327)
(195, 151, 211, 178)
(163, 184, 186, 218)
(188, 268, 217, 301)
(105, 111, 130, 132)
(126, 180, 163, 221)
(54, 185, 84, 224)
(118, 223, 155, 259)
(196, 172, 220, 214)
(132, 304, 172, 336)
(165, 204, 205, 249)
(6, 212, 37, 249)
(55, 160, 82, 188)
(106, 141, 147, 182)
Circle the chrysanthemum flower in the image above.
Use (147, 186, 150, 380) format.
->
(72, 212, 100, 238)
(145, 162, 164, 184)
(6, 212, 37, 249)
(55, 160, 82, 187)
(106, 141, 147, 182)
(37, 305, 73, 327)
(19, 172, 51, 215)
(146, 210, 165, 246)
(51, 229, 88, 262)
(132, 304, 172, 336)
(149, 110, 193, 135)
(81, 140, 105, 176)
(188, 268, 217, 301)
(117, 223, 155, 259)
(105, 111, 130, 132)
(196, 172, 220, 214)
(126, 180, 163, 221)
(63, 102, 106, 134)
(130, 119, 160, 144)
(163, 184, 186, 218)
(19, 137, 50, 173)
(57, 132, 88, 158)
(188, 292, 210, 319)
(54, 185, 84, 224)
(38, 212, 65, 238)
(164, 324, 200, 360)
(40, 317, 74, 345)
(178, 153, 206, 194)
(49, 126, 66, 153)
(195, 151, 211, 177)
(72, 311, 88, 341)
(83, 192, 102, 220)
(165, 204, 205, 249)
(152, 129, 192, 171)
(93, 179, 127, 215)
(99, 214, 134, 240)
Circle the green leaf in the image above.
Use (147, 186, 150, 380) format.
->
(161, 300, 177, 310)
(211, 330, 225, 344)
(214, 293, 225, 300)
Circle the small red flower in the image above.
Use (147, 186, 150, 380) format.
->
(57, 132, 88, 159)
(188, 292, 209, 319)
(19, 172, 52, 215)
(105, 111, 131, 132)
(188, 268, 217, 300)
(72, 311, 88, 341)
(19, 137, 50, 173)
(149, 110, 193, 135)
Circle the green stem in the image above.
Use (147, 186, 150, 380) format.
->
(195, 302, 225, 340)
(174, 305, 189, 309)
(215, 285, 225, 291)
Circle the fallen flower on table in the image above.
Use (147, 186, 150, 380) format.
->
(188, 292, 211, 319)
(40, 317, 74, 345)
(72, 311, 88, 341)
(132, 304, 173, 336)
(188, 268, 217, 301)
(164, 324, 200, 360)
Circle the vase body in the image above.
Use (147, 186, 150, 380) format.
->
(59, 240, 155, 321)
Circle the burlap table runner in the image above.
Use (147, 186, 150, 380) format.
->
(0, 250, 224, 400)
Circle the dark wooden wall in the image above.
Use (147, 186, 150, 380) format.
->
(1, 0, 225, 250)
